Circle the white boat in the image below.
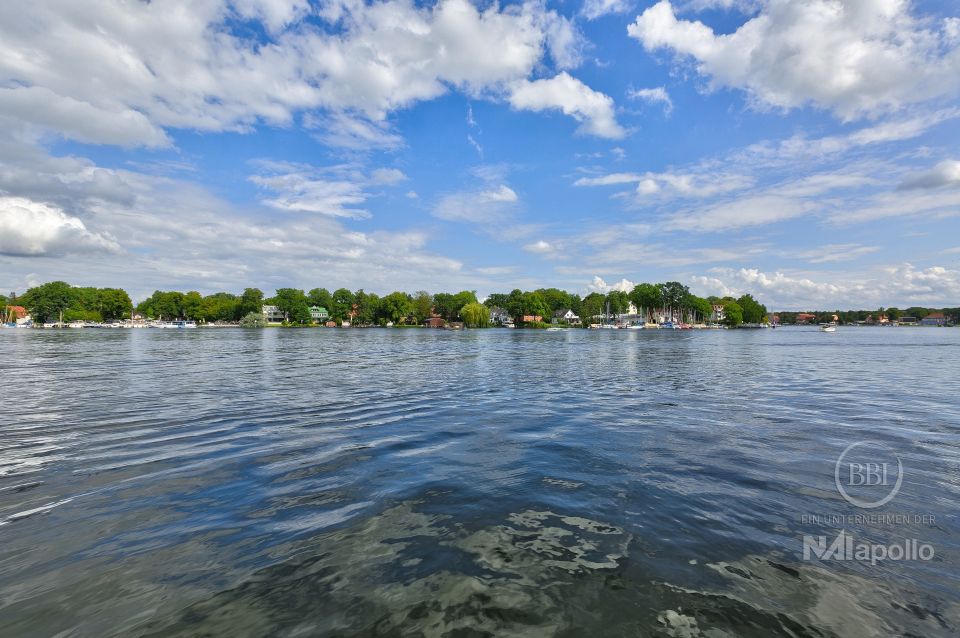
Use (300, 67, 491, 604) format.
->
(155, 320, 198, 329)
(820, 323, 837, 332)
(68, 321, 85, 329)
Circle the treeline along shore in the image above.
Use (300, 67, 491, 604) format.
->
(3, 280, 957, 329)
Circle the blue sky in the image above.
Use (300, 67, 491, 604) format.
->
(1, 0, 959, 309)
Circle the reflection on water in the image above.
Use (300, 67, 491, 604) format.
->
(0, 327, 958, 636)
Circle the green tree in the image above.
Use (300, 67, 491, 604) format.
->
(721, 300, 743, 327)
(182, 291, 203, 320)
(736, 294, 767, 324)
(352, 289, 379, 325)
(379, 291, 412, 324)
(238, 288, 264, 317)
(460, 302, 490, 328)
(412, 291, 433, 323)
(581, 292, 605, 325)
(484, 293, 510, 309)
(685, 295, 713, 323)
(239, 311, 265, 327)
(332, 288, 355, 321)
(274, 288, 310, 323)
(629, 283, 663, 321)
(659, 281, 689, 313)
(98, 288, 133, 320)
(21, 281, 74, 323)
(307, 287, 333, 310)
(606, 290, 630, 316)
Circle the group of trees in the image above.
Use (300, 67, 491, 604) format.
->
(12, 281, 776, 329)
(480, 282, 765, 327)
(15, 281, 133, 323)
(136, 288, 263, 322)
(263, 287, 481, 326)
(776, 307, 960, 325)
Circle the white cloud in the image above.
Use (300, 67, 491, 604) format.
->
(587, 275, 636, 293)
(0, 197, 119, 257)
(0, 0, 594, 145)
(509, 73, 626, 139)
(370, 168, 409, 185)
(523, 239, 555, 254)
(628, 0, 960, 120)
(791, 243, 879, 264)
(249, 162, 407, 219)
(664, 195, 816, 231)
(307, 113, 405, 150)
(692, 263, 960, 309)
(0, 87, 171, 148)
(581, 0, 632, 21)
(627, 86, 673, 114)
(433, 183, 519, 223)
(899, 160, 960, 190)
(574, 169, 751, 199)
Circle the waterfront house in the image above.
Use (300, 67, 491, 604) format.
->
(898, 316, 918, 326)
(261, 304, 286, 323)
(795, 313, 817, 324)
(488, 306, 510, 325)
(424, 316, 445, 328)
(920, 312, 950, 326)
(710, 304, 726, 323)
(309, 306, 329, 322)
(552, 308, 580, 325)
(325, 320, 337, 327)
(521, 315, 543, 323)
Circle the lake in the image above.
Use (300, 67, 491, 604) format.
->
(1, 327, 958, 636)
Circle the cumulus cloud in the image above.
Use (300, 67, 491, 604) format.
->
(692, 263, 960, 309)
(0, 0, 599, 145)
(0, 197, 119, 257)
(587, 275, 636, 293)
(898, 160, 960, 190)
(628, 0, 960, 120)
(627, 86, 673, 114)
(509, 73, 626, 139)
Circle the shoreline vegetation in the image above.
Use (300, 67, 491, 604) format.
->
(3, 280, 957, 329)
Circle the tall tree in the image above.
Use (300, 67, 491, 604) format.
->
(98, 288, 133, 320)
(331, 288, 355, 321)
(629, 283, 662, 321)
(21, 281, 74, 323)
(238, 288, 264, 317)
(412, 291, 432, 323)
(379, 292, 412, 324)
(307, 287, 333, 310)
(274, 288, 310, 323)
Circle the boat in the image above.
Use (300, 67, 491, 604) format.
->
(156, 320, 198, 329)
(820, 323, 837, 332)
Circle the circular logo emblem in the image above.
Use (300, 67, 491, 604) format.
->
(834, 441, 903, 509)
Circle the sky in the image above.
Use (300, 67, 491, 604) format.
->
(1, 0, 960, 310)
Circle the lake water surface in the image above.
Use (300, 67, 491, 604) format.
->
(1, 327, 958, 636)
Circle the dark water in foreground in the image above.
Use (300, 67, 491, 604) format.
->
(1, 327, 958, 637)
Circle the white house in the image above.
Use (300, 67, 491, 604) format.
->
(710, 304, 725, 323)
(309, 306, 329, 321)
(552, 308, 581, 324)
(262, 304, 286, 322)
